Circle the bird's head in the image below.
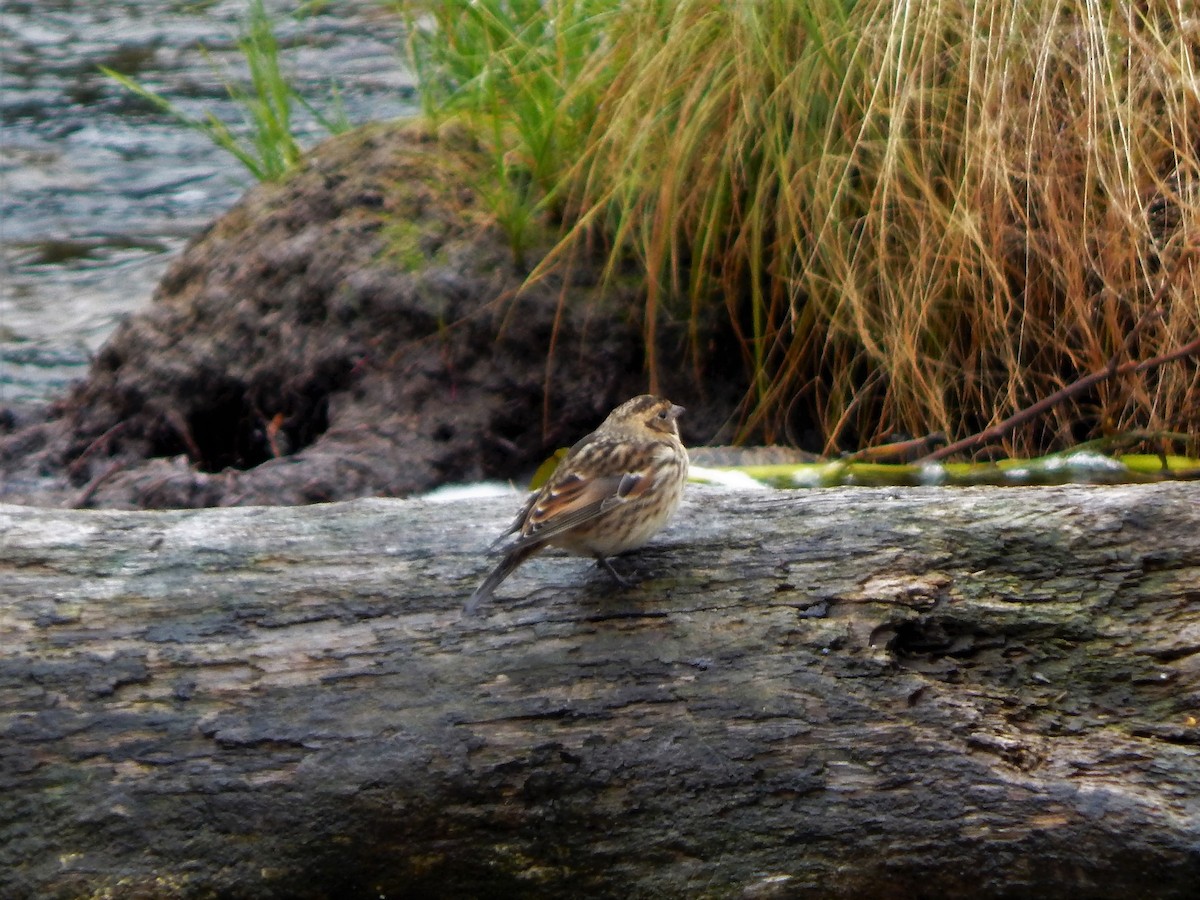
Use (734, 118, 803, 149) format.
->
(604, 394, 685, 439)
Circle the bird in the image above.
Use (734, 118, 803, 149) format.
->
(464, 394, 688, 616)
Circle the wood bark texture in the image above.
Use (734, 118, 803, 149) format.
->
(2, 483, 1198, 899)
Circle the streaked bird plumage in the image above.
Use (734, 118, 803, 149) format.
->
(465, 395, 688, 616)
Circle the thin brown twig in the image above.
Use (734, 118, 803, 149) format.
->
(73, 459, 129, 508)
(1125, 331, 1200, 375)
(918, 246, 1198, 463)
(845, 432, 947, 463)
(163, 408, 203, 462)
(66, 420, 130, 477)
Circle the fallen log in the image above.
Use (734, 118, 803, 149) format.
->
(1, 483, 1198, 898)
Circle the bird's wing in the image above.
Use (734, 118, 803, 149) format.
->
(505, 467, 652, 553)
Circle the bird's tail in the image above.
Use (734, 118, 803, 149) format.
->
(463, 545, 537, 617)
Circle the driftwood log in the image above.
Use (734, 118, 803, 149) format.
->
(1, 483, 1198, 898)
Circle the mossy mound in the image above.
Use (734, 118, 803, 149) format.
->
(0, 121, 740, 508)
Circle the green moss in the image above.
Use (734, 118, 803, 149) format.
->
(380, 218, 443, 272)
(689, 453, 1200, 489)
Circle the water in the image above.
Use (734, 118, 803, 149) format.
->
(0, 0, 417, 406)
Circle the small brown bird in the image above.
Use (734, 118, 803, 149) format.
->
(465, 394, 688, 615)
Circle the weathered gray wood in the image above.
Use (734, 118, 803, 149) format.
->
(2, 484, 1198, 899)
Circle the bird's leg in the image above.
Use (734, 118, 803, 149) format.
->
(595, 555, 635, 588)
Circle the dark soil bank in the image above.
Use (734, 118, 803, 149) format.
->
(0, 121, 743, 508)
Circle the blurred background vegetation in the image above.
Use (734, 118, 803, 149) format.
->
(113, 0, 1200, 459)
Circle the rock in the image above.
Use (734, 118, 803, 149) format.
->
(0, 121, 743, 509)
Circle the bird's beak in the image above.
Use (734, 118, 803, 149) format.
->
(668, 404, 685, 420)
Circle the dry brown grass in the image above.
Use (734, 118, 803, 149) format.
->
(401, 0, 1200, 455)
(547, 0, 1200, 454)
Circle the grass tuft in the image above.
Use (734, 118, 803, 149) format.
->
(394, 0, 613, 265)
(102, 0, 349, 182)
(544, 0, 1200, 453)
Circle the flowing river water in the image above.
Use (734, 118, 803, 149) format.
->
(1, 0, 417, 408)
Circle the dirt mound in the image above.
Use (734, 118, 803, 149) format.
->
(0, 121, 741, 508)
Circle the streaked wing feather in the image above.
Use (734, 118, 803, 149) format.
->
(500, 432, 664, 554)
(505, 472, 627, 552)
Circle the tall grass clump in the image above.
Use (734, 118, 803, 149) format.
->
(547, 0, 1200, 453)
(397, 0, 1198, 454)
(103, 0, 349, 182)
(394, 0, 616, 265)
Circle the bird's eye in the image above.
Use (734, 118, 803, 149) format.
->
(656, 409, 668, 419)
